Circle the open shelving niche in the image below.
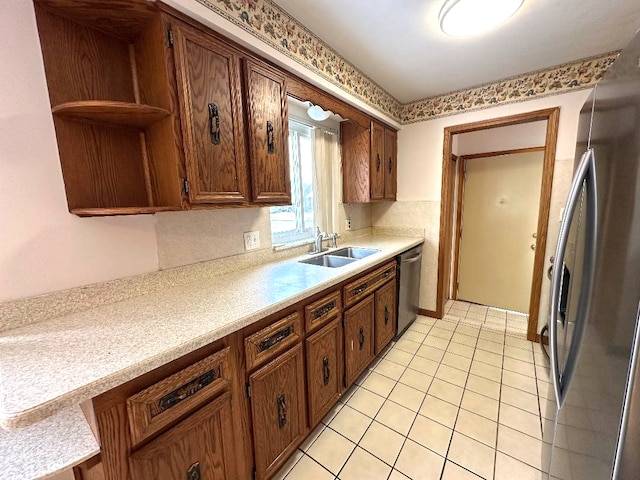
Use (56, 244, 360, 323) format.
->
(35, 0, 185, 216)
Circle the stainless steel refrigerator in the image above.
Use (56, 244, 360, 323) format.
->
(544, 31, 640, 479)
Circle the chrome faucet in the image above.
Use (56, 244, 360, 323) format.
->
(312, 227, 326, 254)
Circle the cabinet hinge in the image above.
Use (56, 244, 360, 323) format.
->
(246, 383, 251, 398)
(166, 30, 174, 47)
(182, 178, 189, 195)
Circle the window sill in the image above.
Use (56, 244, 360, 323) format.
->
(272, 238, 315, 252)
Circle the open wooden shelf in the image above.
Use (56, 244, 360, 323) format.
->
(35, 0, 157, 42)
(52, 101, 170, 128)
(71, 206, 181, 217)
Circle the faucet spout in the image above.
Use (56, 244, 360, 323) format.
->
(313, 227, 326, 254)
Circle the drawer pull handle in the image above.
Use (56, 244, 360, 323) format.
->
(158, 369, 218, 413)
(187, 462, 201, 480)
(313, 301, 336, 320)
(359, 327, 365, 350)
(384, 306, 389, 325)
(322, 357, 330, 386)
(389, 157, 393, 173)
(258, 326, 293, 352)
(382, 270, 392, 278)
(376, 153, 381, 171)
(277, 393, 287, 428)
(267, 120, 275, 154)
(352, 283, 367, 296)
(208, 103, 220, 145)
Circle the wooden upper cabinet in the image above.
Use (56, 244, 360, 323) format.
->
(384, 128, 397, 200)
(341, 120, 371, 203)
(33, 0, 185, 216)
(370, 122, 385, 200)
(341, 120, 397, 203)
(129, 392, 236, 480)
(244, 59, 291, 204)
(172, 22, 250, 204)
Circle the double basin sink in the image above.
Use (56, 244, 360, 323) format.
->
(299, 247, 380, 268)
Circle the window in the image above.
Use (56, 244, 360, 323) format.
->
(270, 104, 340, 248)
(270, 120, 317, 245)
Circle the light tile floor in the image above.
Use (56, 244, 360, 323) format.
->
(274, 300, 553, 480)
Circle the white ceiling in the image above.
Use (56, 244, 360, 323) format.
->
(272, 0, 640, 103)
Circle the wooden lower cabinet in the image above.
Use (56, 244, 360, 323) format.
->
(249, 343, 307, 480)
(375, 279, 397, 355)
(129, 392, 236, 479)
(306, 318, 343, 427)
(343, 295, 375, 388)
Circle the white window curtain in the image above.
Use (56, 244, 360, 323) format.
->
(313, 129, 340, 235)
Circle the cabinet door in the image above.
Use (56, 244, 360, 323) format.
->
(375, 279, 397, 355)
(129, 392, 236, 479)
(173, 23, 250, 204)
(370, 122, 385, 200)
(250, 343, 306, 479)
(244, 59, 291, 204)
(384, 128, 397, 200)
(306, 318, 343, 428)
(341, 120, 371, 203)
(344, 295, 375, 387)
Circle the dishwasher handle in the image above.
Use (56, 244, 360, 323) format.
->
(402, 253, 422, 264)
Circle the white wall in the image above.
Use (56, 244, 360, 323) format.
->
(0, 1, 159, 302)
(456, 121, 547, 156)
(382, 89, 592, 327)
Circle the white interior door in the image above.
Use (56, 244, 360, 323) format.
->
(457, 151, 544, 313)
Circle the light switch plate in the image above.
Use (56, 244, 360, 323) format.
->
(244, 231, 260, 251)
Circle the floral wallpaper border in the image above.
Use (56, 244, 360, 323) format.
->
(401, 52, 618, 124)
(194, 0, 617, 125)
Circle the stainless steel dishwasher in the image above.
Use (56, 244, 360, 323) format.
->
(396, 244, 423, 337)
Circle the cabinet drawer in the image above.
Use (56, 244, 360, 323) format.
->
(304, 290, 341, 333)
(343, 261, 396, 308)
(126, 347, 230, 446)
(245, 312, 303, 371)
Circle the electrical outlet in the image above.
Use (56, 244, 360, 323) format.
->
(345, 219, 352, 230)
(244, 231, 260, 251)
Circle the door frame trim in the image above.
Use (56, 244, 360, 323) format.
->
(436, 108, 560, 342)
(452, 146, 546, 301)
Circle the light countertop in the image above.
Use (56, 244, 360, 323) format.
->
(0, 235, 422, 479)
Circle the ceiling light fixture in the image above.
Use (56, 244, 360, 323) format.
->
(439, 0, 524, 37)
(307, 104, 331, 122)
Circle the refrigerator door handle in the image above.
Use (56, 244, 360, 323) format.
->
(549, 148, 597, 408)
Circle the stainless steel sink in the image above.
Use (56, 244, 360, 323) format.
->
(299, 255, 358, 268)
(330, 247, 380, 259)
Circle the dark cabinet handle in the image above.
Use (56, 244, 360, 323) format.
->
(187, 462, 201, 480)
(208, 103, 220, 145)
(376, 153, 381, 171)
(258, 326, 293, 352)
(322, 357, 330, 386)
(313, 301, 336, 320)
(382, 270, 392, 278)
(359, 327, 365, 350)
(352, 283, 367, 296)
(384, 306, 389, 325)
(277, 393, 287, 429)
(267, 120, 275, 154)
(389, 157, 393, 173)
(158, 369, 218, 412)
